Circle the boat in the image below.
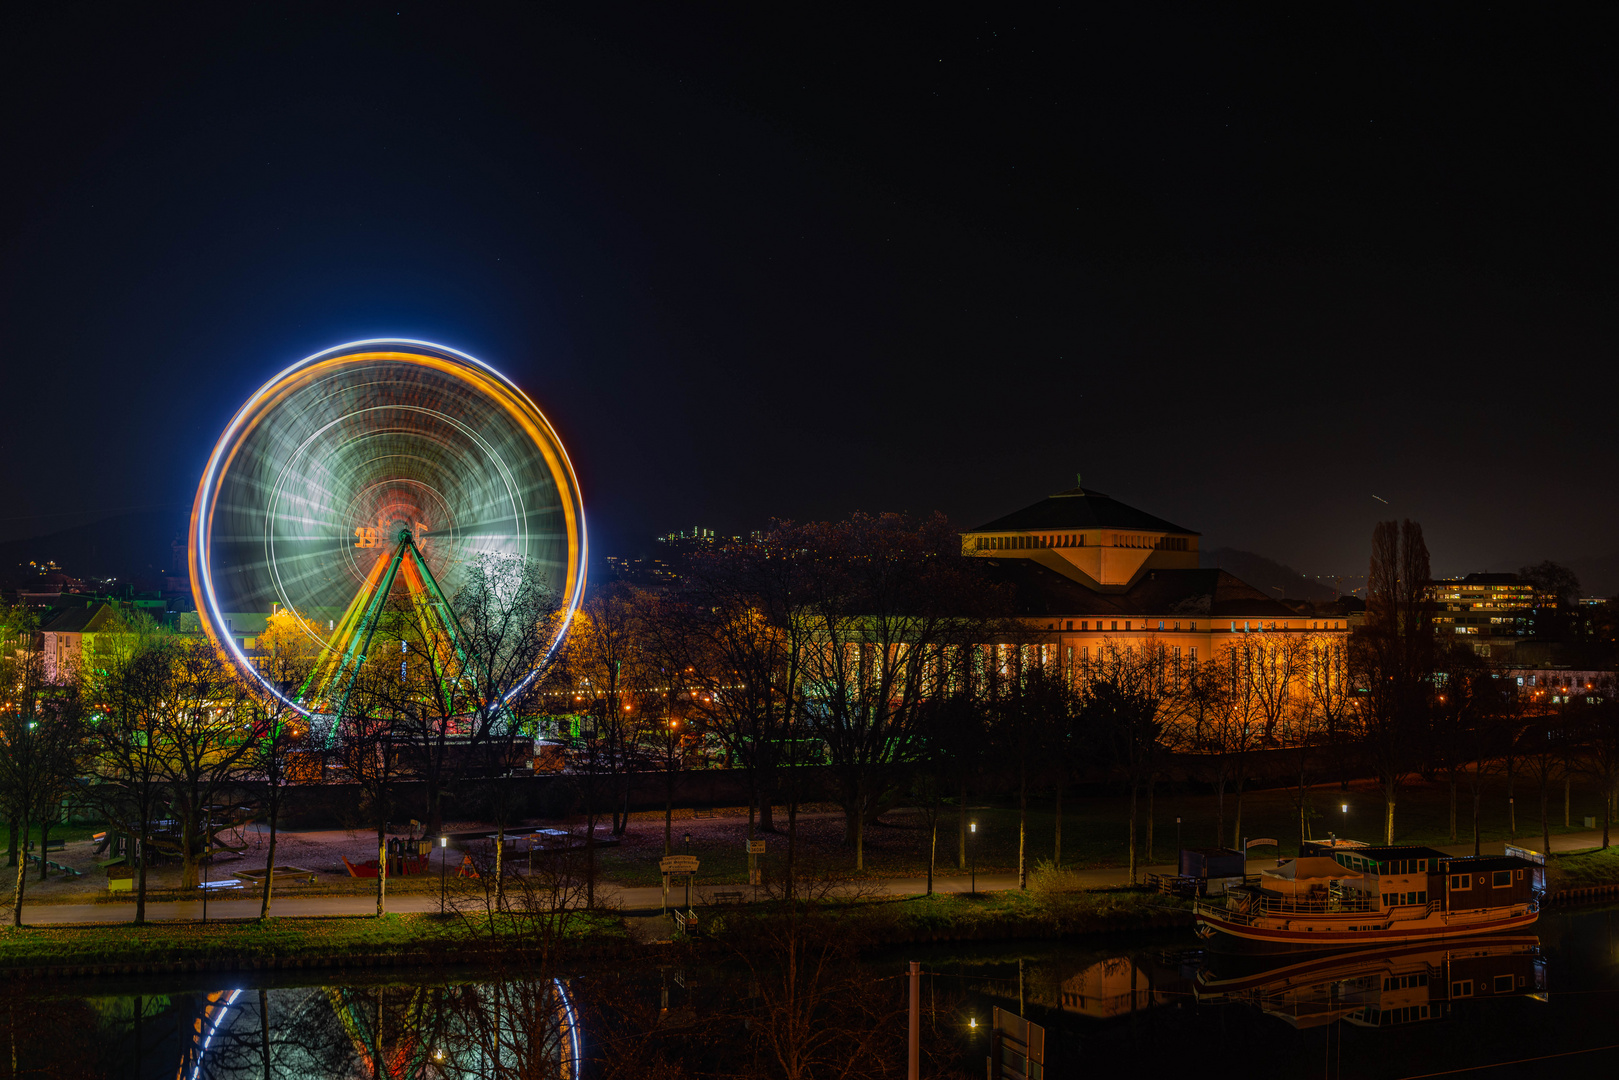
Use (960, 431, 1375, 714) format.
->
(1193, 840, 1543, 950)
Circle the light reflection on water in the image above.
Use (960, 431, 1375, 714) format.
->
(2, 974, 581, 1079)
(14, 907, 1619, 1079)
(924, 906, 1619, 1079)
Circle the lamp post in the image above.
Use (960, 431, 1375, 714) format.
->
(439, 835, 448, 915)
(684, 832, 693, 910)
(969, 821, 978, 897)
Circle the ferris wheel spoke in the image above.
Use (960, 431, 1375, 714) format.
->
(191, 340, 586, 721)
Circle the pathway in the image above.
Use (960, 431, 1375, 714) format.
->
(11, 830, 1605, 927)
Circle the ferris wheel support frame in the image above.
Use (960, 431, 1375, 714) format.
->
(313, 529, 479, 742)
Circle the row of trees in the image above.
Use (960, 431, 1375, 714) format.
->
(0, 550, 566, 924)
(559, 514, 1353, 888)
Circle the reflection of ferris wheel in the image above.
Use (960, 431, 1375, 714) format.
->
(188, 339, 587, 717)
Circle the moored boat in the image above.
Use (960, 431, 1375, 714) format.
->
(1194, 840, 1543, 950)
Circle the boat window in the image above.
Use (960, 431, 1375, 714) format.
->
(1493, 870, 1512, 887)
(1452, 980, 1474, 998)
(1418, 859, 1427, 872)
(1494, 974, 1515, 993)
(1450, 874, 1471, 890)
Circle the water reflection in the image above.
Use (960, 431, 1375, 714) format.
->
(1195, 935, 1547, 1029)
(0, 975, 581, 1080)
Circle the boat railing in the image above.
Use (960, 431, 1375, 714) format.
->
(1196, 892, 1382, 926)
(1252, 894, 1381, 917)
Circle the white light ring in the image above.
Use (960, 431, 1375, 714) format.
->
(190, 339, 587, 717)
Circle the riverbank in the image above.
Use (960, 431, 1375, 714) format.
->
(706, 888, 1196, 946)
(0, 883, 1194, 979)
(0, 910, 628, 978)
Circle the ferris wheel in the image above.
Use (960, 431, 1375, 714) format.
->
(188, 339, 587, 717)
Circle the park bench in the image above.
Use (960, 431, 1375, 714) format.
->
(24, 853, 81, 877)
(692, 807, 716, 819)
(710, 890, 744, 905)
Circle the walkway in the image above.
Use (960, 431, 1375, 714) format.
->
(11, 830, 1605, 926)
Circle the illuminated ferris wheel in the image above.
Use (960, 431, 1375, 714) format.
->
(188, 339, 587, 717)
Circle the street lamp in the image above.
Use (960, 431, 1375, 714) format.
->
(439, 835, 448, 915)
(969, 821, 978, 897)
(683, 833, 693, 910)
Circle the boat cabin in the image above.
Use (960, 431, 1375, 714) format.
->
(1438, 855, 1543, 910)
(1299, 841, 1542, 912)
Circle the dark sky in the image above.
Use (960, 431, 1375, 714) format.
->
(2, 5, 1615, 583)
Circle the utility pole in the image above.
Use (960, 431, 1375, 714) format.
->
(908, 961, 920, 1080)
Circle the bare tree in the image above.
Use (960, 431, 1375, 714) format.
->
(247, 610, 320, 919)
(150, 641, 256, 891)
(0, 643, 87, 925)
(87, 611, 178, 924)
(454, 554, 565, 909)
(672, 530, 817, 874)
(334, 663, 409, 916)
(1082, 639, 1168, 883)
(797, 513, 997, 871)
(1353, 519, 1435, 844)
(556, 583, 649, 838)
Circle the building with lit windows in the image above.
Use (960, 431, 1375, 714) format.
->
(1428, 573, 1553, 658)
(961, 482, 1352, 675)
(40, 602, 122, 682)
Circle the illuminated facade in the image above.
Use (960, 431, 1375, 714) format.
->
(962, 482, 1352, 675)
(40, 601, 121, 682)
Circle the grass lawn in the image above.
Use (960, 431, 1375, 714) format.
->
(1547, 847, 1619, 889)
(594, 772, 1607, 887)
(704, 883, 1194, 945)
(0, 909, 626, 970)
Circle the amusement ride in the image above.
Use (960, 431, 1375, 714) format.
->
(187, 338, 588, 730)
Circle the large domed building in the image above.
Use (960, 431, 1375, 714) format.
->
(962, 481, 1350, 668)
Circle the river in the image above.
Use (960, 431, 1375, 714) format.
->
(9, 906, 1619, 1077)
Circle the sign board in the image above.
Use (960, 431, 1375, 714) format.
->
(746, 839, 766, 854)
(660, 855, 700, 874)
(988, 1007, 1045, 1080)
(1245, 838, 1278, 850)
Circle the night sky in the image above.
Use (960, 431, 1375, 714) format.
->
(3, 6, 1615, 586)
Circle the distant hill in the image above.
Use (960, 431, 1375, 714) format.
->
(0, 509, 188, 589)
(1199, 547, 1340, 603)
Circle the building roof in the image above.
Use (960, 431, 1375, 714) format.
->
(1438, 854, 1538, 872)
(41, 602, 121, 635)
(1346, 845, 1451, 861)
(981, 560, 1299, 619)
(968, 485, 1199, 535)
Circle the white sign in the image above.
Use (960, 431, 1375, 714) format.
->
(660, 855, 699, 874)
